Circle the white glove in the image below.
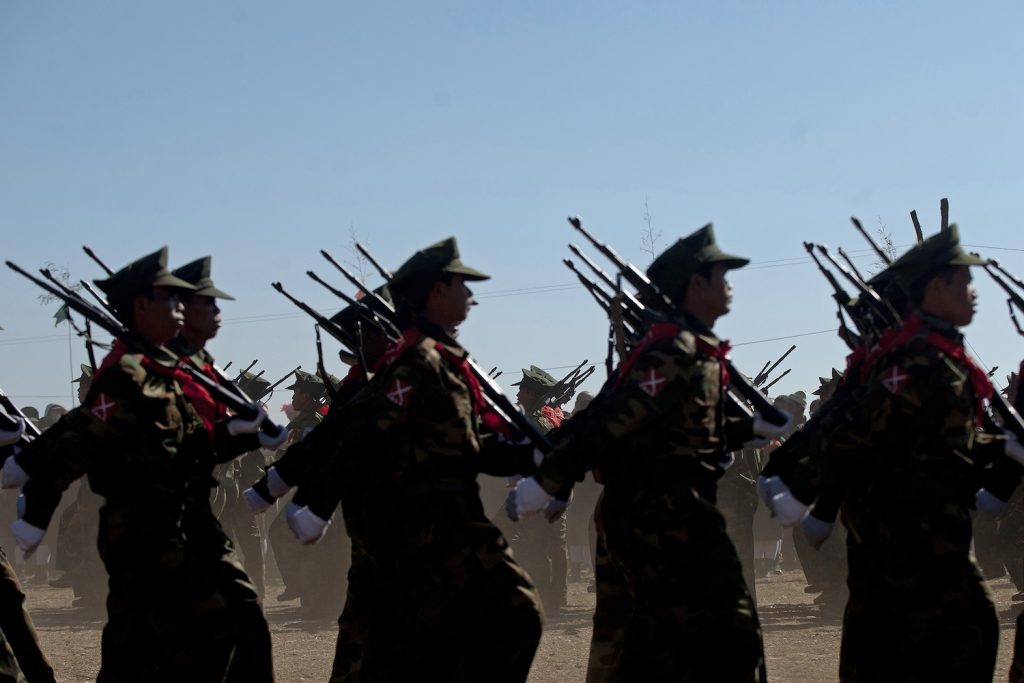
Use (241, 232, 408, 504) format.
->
(286, 502, 330, 545)
(544, 490, 573, 523)
(770, 480, 809, 527)
(11, 518, 45, 555)
(1005, 432, 1024, 467)
(16, 494, 25, 518)
(2, 454, 29, 490)
(266, 466, 292, 498)
(257, 428, 288, 450)
(532, 448, 545, 467)
(243, 487, 274, 514)
(974, 488, 1005, 520)
(0, 417, 25, 447)
(505, 477, 551, 522)
(226, 411, 267, 436)
(757, 475, 786, 510)
(753, 414, 793, 439)
(801, 514, 834, 549)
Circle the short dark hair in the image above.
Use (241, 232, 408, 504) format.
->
(666, 264, 716, 305)
(395, 272, 457, 326)
(908, 264, 960, 307)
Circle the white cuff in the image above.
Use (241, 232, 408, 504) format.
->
(753, 414, 793, 439)
(2, 456, 29, 490)
(11, 518, 45, 554)
(770, 481, 809, 527)
(286, 502, 329, 544)
(227, 411, 266, 436)
(243, 487, 274, 514)
(513, 477, 551, 520)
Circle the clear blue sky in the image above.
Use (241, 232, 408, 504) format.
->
(2, 1, 1022, 412)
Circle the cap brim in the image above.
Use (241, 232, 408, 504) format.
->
(152, 273, 199, 290)
(950, 252, 988, 267)
(708, 253, 750, 270)
(446, 264, 490, 281)
(193, 285, 235, 300)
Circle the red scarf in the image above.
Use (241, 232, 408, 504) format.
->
(376, 329, 512, 436)
(612, 323, 682, 389)
(858, 315, 993, 424)
(95, 340, 217, 437)
(695, 337, 732, 386)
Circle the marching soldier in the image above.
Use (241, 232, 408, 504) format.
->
(4, 247, 282, 682)
(509, 365, 570, 611)
(509, 225, 784, 681)
(290, 237, 544, 682)
(771, 227, 1020, 681)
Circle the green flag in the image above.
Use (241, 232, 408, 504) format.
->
(53, 303, 70, 327)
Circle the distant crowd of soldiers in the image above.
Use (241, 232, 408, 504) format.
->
(1, 213, 1023, 682)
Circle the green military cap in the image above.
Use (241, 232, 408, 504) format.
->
(171, 256, 235, 300)
(20, 406, 39, 420)
(285, 369, 326, 396)
(774, 392, 806, 414)
(71, 364, 94, 384)
(512, 365, 558, 388)
(887, 225, 987, 289)
(315, 368, 342, 389)
(646, 224, 750, 299)
(237, 370, 271, 399)
(94, 247, 196, 309)
(389, 237, 490, 302)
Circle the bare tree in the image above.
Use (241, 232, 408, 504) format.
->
(866, 218, 899, 275)
(340, 224, 375, 291)
(639, 196, 661, 259)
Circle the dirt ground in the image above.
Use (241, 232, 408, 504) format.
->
(20, 568, 1024, 682)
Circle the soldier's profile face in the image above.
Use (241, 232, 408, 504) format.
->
(133, 286, 185, 346)
(426, 274, 472, 328)
(182, 295, 221, 344)
(926, 266, 976, 327)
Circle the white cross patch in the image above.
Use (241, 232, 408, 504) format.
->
(387, 379, 412, 406)
(881, 366, 909, 395)
(91, 393, 116, 422)
(638, 368, 667, 397)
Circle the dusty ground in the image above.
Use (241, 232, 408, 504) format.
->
(21, 569, 1024, 682)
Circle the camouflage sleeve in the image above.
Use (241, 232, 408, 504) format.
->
(534, 339, 706, 494)
(17, 358, 165, 529)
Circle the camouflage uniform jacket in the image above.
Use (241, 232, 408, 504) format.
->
(534, 314, 756, 502)
(817, 313, 1013, 542)
(16, 340, 258, 531)
(297, 321, 536, 582)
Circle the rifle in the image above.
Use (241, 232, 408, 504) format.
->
(320, 250, 401, 336)
(349, 245, 553, 451)
(306, 270, 395, 347)
(754, 345, 796, 387)
(549, 365, 596, 407)
(232, 360, 259, 383)
(8, 261, 284, 439)
(983, 260, 1024, 337)
(253, 366, 302, 402)
(315, 324, 339, 403)
(355, 243, 394, 280)
(762, 369, 792, 393)
(0, 388, 43, 444)
(271, 282, 359, 351)
(82, 245, 115, 276)
(568, 216, 789, 426)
